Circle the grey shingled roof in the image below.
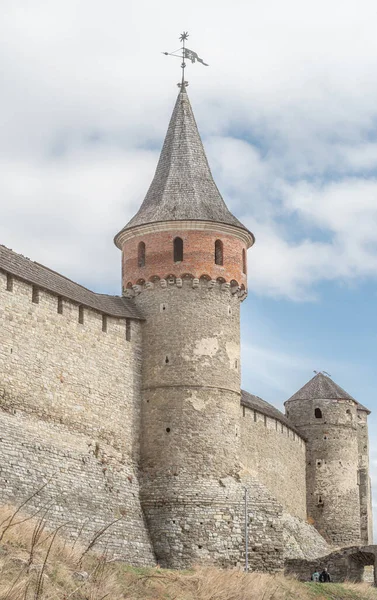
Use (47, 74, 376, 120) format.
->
(241, 390, 303, 437)
(115, 87, 252, 239)
(0, 244, 141, 319)
(285, 373, 370, 414)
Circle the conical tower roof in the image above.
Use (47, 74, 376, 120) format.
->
(285, 372, 370, 413)
(286, 373, 354, 402)
(115, 87, 253, 245)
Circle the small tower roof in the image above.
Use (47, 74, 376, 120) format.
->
(285, 372, 370, 413)
(115, 87, 252, 244)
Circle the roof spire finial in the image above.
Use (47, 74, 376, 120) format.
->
(179, 31, 189, 90)
(162, 31, 209, 90)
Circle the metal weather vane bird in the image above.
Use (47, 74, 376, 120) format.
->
(162, 31, 209, 89)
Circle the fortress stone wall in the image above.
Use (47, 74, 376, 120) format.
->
(0, 269, 155, 565)
(240, 405, 307, 520)
(357, 409, 373, 544)
(0, 271, 141, 453)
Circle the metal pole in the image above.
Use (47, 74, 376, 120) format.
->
(244, 487, 248, 572)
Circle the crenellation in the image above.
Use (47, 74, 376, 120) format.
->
(241, 404, 306, 520)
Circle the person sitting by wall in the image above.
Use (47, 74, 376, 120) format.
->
(319, 568, 331, 582)
(311, 568, 320, 582)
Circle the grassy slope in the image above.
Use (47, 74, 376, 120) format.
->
(0, 505, 376, 600)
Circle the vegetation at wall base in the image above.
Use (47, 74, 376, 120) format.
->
(0, 504, 376, 600)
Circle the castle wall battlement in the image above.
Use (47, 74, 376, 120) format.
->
(0, 270, 141, 453)
(124, 275, 247, 301)
(240, 405, 307, 520)
(0, 269, 157, 564)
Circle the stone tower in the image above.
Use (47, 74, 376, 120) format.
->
(114, 86, 255, 568)
(285, 372, 372, 546)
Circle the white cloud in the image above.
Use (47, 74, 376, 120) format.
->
(1, 0, 377, 300)
(0, 148, 157, 290)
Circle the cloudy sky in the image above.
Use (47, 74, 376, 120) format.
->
(2, 0, 377, 536)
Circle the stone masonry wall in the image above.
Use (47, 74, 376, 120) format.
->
(0, 409, 155, 564)
(0, 271, 140, 454)
(281, 512, 331, 560)
(285, 546, 377, 584)
(135, 279, 242, 477)
(240, 406, 307, 519)
(357, 410, 373, 544)
(0, 270, 155, 564)
(141, 473, 284, 571)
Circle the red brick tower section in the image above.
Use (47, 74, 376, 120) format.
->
(117, 222, 250, 295)
(114, 86, 258, 569)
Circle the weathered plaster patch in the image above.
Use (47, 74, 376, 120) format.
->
(188, 391, 207, 412)
(193, 337, 219, 358)
(225, 341, 239, 368)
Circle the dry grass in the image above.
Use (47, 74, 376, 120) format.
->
(0, 504, 376, 600)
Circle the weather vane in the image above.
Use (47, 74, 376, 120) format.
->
(313, 370, 332, 377)
(162, 32, 208, 89)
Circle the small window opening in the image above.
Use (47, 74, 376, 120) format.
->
(102, 315, 108, 333)
(242, 248, 247, 274)
(264, 415, 267, 427)
(243, 406, 246, 417)
(173, 237, 183, 262)
(78, 306, 84, 324)
(138, 241, 146, 267)
(318, 495, 324, 505)
(165, 356, 169, 365)
(315, 408, 322, 419)
(234, 359, 238, 370)
(254, 411, 257, 422)
(6, 274, 13, 292)
(126, 319, 131, 341)
(57, 297, 63, 314)
(215, 239, 223, 265)
(32, 286, 39, 304)
(166, 427, 171, 433)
